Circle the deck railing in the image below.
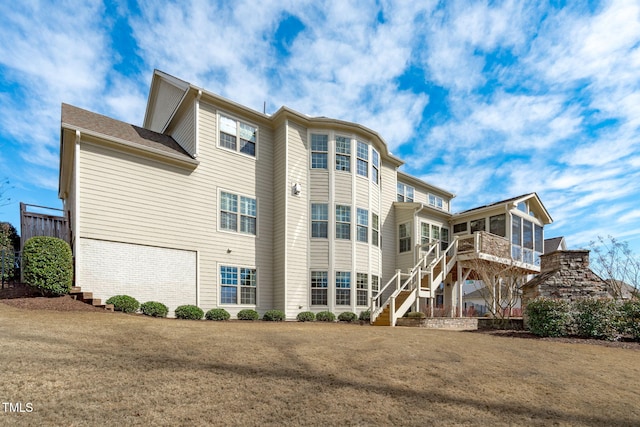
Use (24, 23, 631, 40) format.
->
(20, 203, 70, 250)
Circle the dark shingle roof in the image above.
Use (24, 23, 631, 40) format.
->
(62, 103, 192, 159)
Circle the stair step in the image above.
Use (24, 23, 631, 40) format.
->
(70, 286, 82, 294)
(69, 285, 113, 313)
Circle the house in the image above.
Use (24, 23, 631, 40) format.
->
(58, 70, 553, 323)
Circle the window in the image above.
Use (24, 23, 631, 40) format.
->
(399, 223, 411, 253)
(311, 271, 328, 305)
(357, 208, 368, 243)
(421, 222, 430, 245)
(356, 141, 368, 177)
(397, 183, 414, 202)
(534, 224, 544, 253)
(357, 273, 368, 306)
(523, 219, 533, 249)
(490, 214, 506, 237)
(336, 271, 351, 305)
(470, 218, 485, 233)
(372, 149, 380, 184)
(372, 275, 379, 295)
(335, 136, 351, 172)
(429, 194, 444, 209)
(336, 205, 351, 240)
(220, 266, 256, 304)
(311, 134, 328, 169)
(453, 223, 467, 233)
(441, 227, 449, 251)
(311, 203, 328, 238)
(372, 213, 380, 247)
(512, 215, 522, 260)
(219, 114, 257, 157)
(431, 224, 440, 242)
(220, 191, 257, 235)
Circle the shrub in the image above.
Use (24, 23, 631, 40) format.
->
(106, 295, 140, 313)
(175, 305, 204, 320)
(338, 311, 358, 323)
(358, 310, 371, 322)
(237, 309, 259, 321)
(205, 308, 230, 321)
(525, 298, 571, 337)
(263, 310, 286, 321)
(140, 301, 169, 318)
(407, 311, 426, 319)
(22, 236, 73, 296)
(296, 311, 316, 322)
(0, 222, 19, 282)
(619, 300, 640, 341)
(316, 311, 336, 322)
(573, 299, 620, 341)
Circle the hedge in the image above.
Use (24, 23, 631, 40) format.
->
(22, 236, 73, 296)
(140, 301, 169, 318)
(525, 298, 571, 337)
(338, 311, 358, 323)
(237, 309, 259, 320)
(316, 311, 336, 322)
(297, 311, 316, 322)
(106, 295, 140, 313)
(175, 305, 204, 320)
(205, 308, 231, 321)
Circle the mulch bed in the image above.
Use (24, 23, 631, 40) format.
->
(472, 328, 640, 350)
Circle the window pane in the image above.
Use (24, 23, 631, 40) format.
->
(490, 214, 506, 237)
(220, 132, 237, 150)
(240, 139, 255, 156)
(431, 225, 440, 240)
(535, 224, 544, 253)
(312, 222, 328, 238)
(406, 187, 414, 202)
(311, 289, 328, 305)
(240, 287, 256, 304)
(523, 219, 533, 249)
(240, 197, 256, 216)
(357, 141, 368, 160)
(312, 204, 328, 220)
(336, 223, 350, 239)
(470, 219, 485, 233)
(336, 205, 351, 222)
(336, 136, 350, 154)
(311, 271, 328, 287)
(221, 286, 237, 304)
(372, 149, 379, 167)
(239, 122, 256, 142)
(311, 134, 328, 151)
(453, 223, 467, 233)
(336, 272, 351, 288)
(240, 216, 256, 234)
(421, 223, 429, 245)
(220, 116, 237, 135)
(220, 266, 238, 284)
(221, 212, 237, 231)
(357, 159, 368, 177)
(512, 216, 522, 245)
(336, 154, 350, 171)
(311, 153, 328, 169)
(240, 268, 256, 286)
(372, 167, 379, 185)
(221, 192, 237, 212)
(357, 208, 368, 226)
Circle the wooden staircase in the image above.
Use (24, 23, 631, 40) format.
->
(372, 290, 412, 326)
(70, 286, 114, 311)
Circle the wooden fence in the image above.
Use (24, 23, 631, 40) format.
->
(20, 203, 70, 250)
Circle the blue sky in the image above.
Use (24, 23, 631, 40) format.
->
(1, 0, 639, 254)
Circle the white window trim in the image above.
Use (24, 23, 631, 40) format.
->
(218, 263, 258, 306)
(217, 111, 259, 160)
(217, 188, 258, 237)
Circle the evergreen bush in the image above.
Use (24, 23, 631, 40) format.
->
(140, 301, 169, 318)
(175, 305, 204, 320)
(619, 300, 640, 341)
(106, 295, 140, 313)
(525, 298, 571, 337)
(358, 310, 371, 322)
(263, 310, 286, 321)
(22, 236, 73, 296)
(573, 299, 620, 341)
(296, 311, 316, 322)
(205, 308, 230, 321)
(407, 311, 426, 318)
(315, 311, 336, 322)
(237, 309, 259, 320)
(338, 311, 358, 323)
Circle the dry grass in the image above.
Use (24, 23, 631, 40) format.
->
(1, 302, 639, 426)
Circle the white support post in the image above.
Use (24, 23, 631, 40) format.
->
(390, 296, 396, 327)
(395, 269, 401, 290)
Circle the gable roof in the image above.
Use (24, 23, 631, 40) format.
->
(544, 236, 566, 254)
(453, 192, 553, 224)
(62, 103, 193, 160)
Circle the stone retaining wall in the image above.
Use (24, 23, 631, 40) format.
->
(396, 317, 478, 330)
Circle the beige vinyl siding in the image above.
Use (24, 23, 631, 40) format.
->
(333, 241, 353, 270)
(334, 173, 352, 204)
(355, 245, 369, 270)
(395, 207, 415, 271)
(380, 161, 397, 286)
(169, 99, 196, 156)
(284, 120, 309, 316)
(310, 240, 329, 268)
(148, 78, 187, 133)
(310, 171, 329, 200)
(272, 124, 287, 311)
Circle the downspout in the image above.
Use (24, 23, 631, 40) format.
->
(194, 90, 202, 158)
(74, 131, 81, 285)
